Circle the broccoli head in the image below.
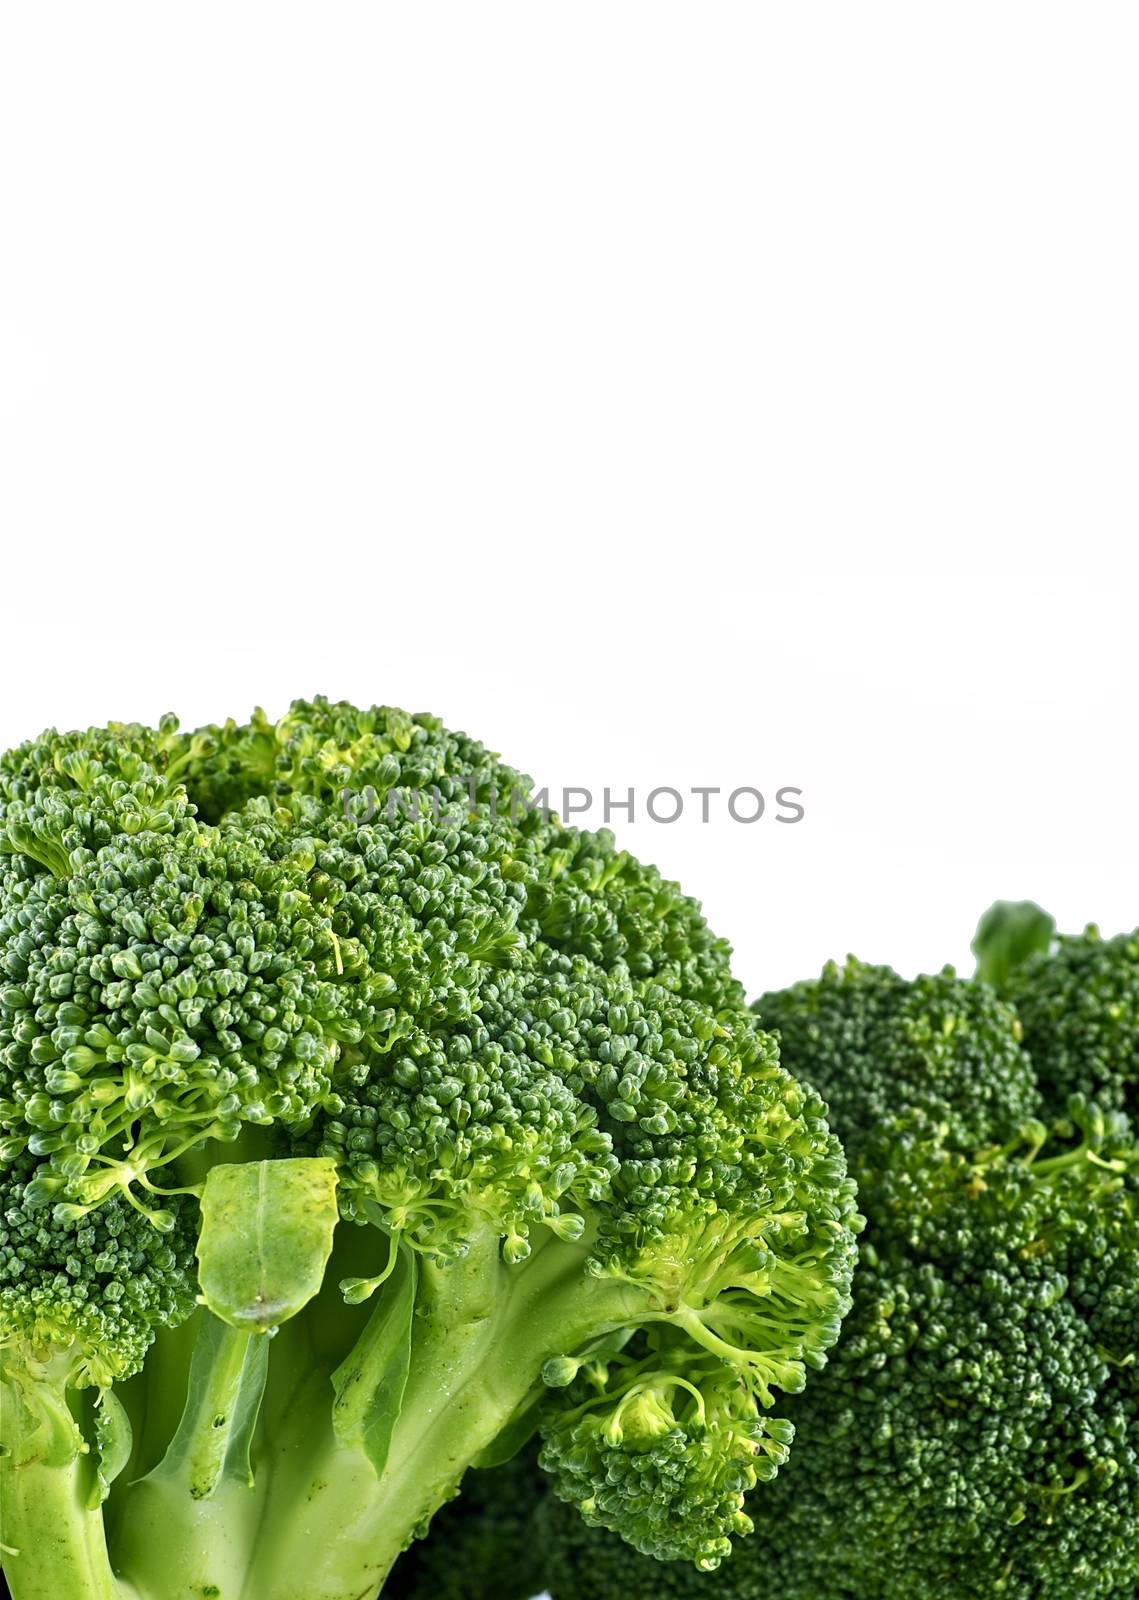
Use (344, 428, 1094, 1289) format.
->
(760, 1099, 1139, 1598)
(0, 699, 858, 1600)
(741, 951, 1139, 1596)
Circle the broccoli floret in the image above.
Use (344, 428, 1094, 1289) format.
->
(1005, 925, 1139, 1121)
(0, 1151, 199, 1600)
(971, 902, 1139, 1121)
(536, 1328, 795, 1569)
(0, 700, 858, 1600)
(762, 1101, 1139, 1598)
(527, 1103, 1139, 1600)
(754, 958, 1038, 1158)
(747, 952, 1139, 1595)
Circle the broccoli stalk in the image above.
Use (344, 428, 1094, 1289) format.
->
(103, 1162, 824, 1600)
(103, 1176, 643, 1600)
(0, 1348, 130, 1600)
(243, 1226, 646, 1598)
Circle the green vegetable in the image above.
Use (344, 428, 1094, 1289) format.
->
(972, 900, 1139, 1119)
(971, 899, 1056, 990)
(0, 699, 858, 1600)
(753, 956, 1038, 1158)
(1004, 924, 1139, 1121)
(534, 1102, 1139, 1600)
(407, 939, 1139, 1599)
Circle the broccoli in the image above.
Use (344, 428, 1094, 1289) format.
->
(535, 1100, 1139, 1599)
(747, 954, 1139, 1594)
(540, 1488, 710, 1600)
(0, 699, 858, 1600)
(383, 1449, 543, 1600)
(405, 953, 1139, 1599)
(753, 957, 1038, 1158)
(972, 904, 1139, 1122)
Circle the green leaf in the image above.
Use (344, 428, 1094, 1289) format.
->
(972, 901, 1056, 990)
(85, 1389, 133, 1508)
(331, 1241, 417, 1477)
(196, 1157, 339, 1330)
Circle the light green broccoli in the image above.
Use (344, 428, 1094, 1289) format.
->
(0, 698, 858, 1600)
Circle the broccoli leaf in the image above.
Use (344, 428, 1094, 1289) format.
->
(332, 1241, 418, 1477)
(196, 1158, 340, 1330)
(972, 899, 1055, 989)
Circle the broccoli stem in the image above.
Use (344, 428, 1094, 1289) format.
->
(107, 1315, 268, 1600)
(110, 1474, 256, 1600)
(249, 1228, 650, 1600)
(106, 1221, 649, 1600)
(1, 1455, 137, 1600)
(0, 1370, 136, 1600)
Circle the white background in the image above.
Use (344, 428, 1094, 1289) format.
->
(1, 6, 1136, 1002)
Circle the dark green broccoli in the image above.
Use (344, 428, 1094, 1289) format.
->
(1005, 927, 1139, 1121)
(384, 1451, 544, 1600)
(753, 958, 1038, 1158)
(971, 902, 1139, 1121)
(774, 1100, 1139, 1597)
